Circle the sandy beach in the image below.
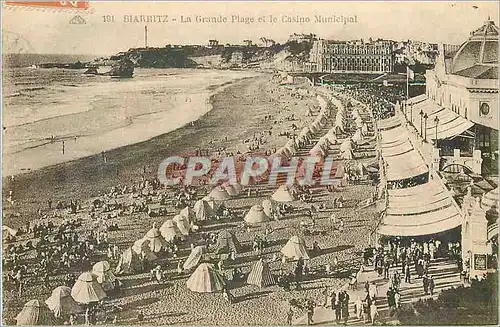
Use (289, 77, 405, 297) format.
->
(2, 73, 377, 325)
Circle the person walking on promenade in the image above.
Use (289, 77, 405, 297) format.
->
(306, 299, 315, 325)
(354, 296, 363, 320)
(423, 274, 429, 294)
(404, 262, 411, 284)
(428, 275, 435, 295)
(370, 301, 378, 325)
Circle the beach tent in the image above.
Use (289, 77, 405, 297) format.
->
(325, 130, 338, 144)
(353, 129, 363, 144)
(262, 199, 273, 216)
(115, 247, 143, 275)
(91, 261, 116, 291)
(186, 263, 226, 293)
(223, 183, 240, 197)
(172, 215, 190, 236)
(482, 187, 499, 216)
(285, 140, 297, 152)
(143, 226, 167, 253)
(281, 236, 310, 260)
(183, 245, 206, 271)
(340, 138, 354, 153)
(45, 286, 82, 318)
(309, 144, 326, 157)
(208, 186, 231, 201)
(247, 258, 275, 288)
(3, 225, 18, 238)
(71, 272, 106, 304)
(341, 149, 355, 160)
(194, 199, 214, 221)
(244, 205, 270, 224)
(16, 300, 57, 326)
(180, 206, 195, 222)
(215, 230, 241, 254)
(159, 220, 182, 242)
(132, 239, 157, 261)
(201, 196, 218, 211)
(271, 185, 295, 202)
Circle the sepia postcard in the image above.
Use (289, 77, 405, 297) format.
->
(1, 1, 499, 326)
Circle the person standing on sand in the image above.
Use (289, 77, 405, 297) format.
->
(62, 141, 65, 155)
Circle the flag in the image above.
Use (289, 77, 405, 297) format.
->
(407, 66, 415, 81)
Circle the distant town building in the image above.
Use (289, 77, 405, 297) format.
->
(394, 40, 439, 66)
(308, 39, 394, 73)
(243, 39, 253, 47)
(208, 39, 219, 47)
(288, 33, 318, 43)
(230, 51, 244, 67)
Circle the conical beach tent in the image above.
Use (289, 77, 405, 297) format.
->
(194, 199, 214, 221)
(143, 226, 167, 253)
(115, 247, 143, 275)
(271, 185, 295, 202)
(215, 230, 241, 254)
(132, 239, 157, 261)
(180, 206, 195, 222)
(45, 286, 82, 318)
(16, 300, 57, 326)
(183, 245, 206, 271)
(172, 214, 190, 236)
(71, 272, 106, 304)
(281, 236, 309, 260)
(244, 205, 270, 224)
(201, 196, 218, 210)
(247, 258, 275, 288)
(262, 199, 273, 216)
(223, 182, 241, 196)
(159, 220, 182, 242)
(208, 186, 231, 201)
(92, 261, 116, 291)
(186, 263, 226, 293)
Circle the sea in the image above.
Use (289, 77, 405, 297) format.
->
(2, 54, 259, 175)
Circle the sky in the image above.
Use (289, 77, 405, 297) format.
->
(2, 1, 499, 55)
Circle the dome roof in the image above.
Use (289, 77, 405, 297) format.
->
(451, 19, 498, 74)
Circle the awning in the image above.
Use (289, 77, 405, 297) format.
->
(379, 126, 409, 145)
(409, 98, 474, 140)
(384, 150, 429, 181)
(378, 180, 462, 236)
(406, 94, 427, 105)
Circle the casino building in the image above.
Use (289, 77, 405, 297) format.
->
(308, 39, 394, 73)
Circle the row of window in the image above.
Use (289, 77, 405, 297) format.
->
(328, 46, 391, 55)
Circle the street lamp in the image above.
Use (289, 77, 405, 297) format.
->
(434, 116, 439, 147)
(423, 113, 428, 142)
(419, 110, 424, 138)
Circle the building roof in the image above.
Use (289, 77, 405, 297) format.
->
(451, 19, 498, 74)
(454, 64, 498, 79)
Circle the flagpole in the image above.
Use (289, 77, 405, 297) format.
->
(406, 67, 409, 101)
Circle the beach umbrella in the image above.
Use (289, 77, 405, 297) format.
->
(180, 206, 195, 222)
(244, 205, 270, 225)
(262, 199, 273, 216)
(91, 261, 116, 291)
(186, 263, 226, 293)
(281, 236, 309, 260)
(208, 186, 231, 201)
(247, 258, 275, 288)
(45, 286, 82, 318)
(194, 199, 214, 221)
(16, 300, 57, 326)
(271, 185, 295, 202)
(115, 247, 143, 275)
(215, 230, 241, 254)
(159, 220, 182, 242)
(132, 238, 158, 261)
(183, 245, 206, 271)
(172, 215, 190, 236)
(143, 226, 167, 253)
(70, 272, 106, 304)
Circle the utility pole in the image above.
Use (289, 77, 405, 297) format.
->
(145, 25, 148, 48)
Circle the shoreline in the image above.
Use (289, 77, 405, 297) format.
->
(2, 73, 316, 227)
(3, 70, 259, 176)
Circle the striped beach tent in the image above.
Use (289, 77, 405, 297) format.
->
(183, 245, 206, 271)
(159, 220, 182, 242)
(247, 258, 275, 288)
(45, 286, 82, 318)
(16, 300, 57, 326)
(281, 236, 309, 260)
(172, 215, 190, 236)
(115, 247, 143, 275)
(186, 263, 226, 293)
(132, 239, 158, 261)
(180, 206, 195, 222)
(215, 230, 241, 254)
